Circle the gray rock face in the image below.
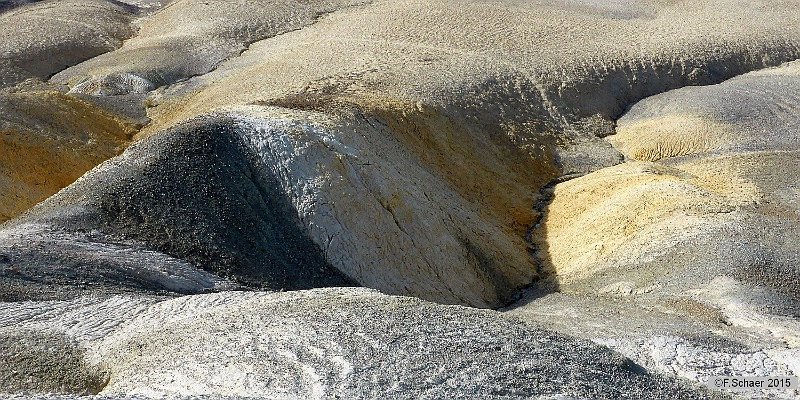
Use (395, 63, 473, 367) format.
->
(0, 1, 40, 13)
(0, 288, 714, 399)
(2, 108, 539, 307)
(0, 0, 799, 398)
(0, 0, 135, 88)
(2, 117, 353, 300)
(0, 223, 238, 302)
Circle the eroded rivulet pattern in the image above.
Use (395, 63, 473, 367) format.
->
(1, 0, 799, 398)
(0, 288, 716, 399)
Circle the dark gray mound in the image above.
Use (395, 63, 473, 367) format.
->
(0, 331, 108, 395)
(0, 117, 353, 300)
(0, 0, 40, 13)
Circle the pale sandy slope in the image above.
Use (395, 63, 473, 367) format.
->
(0, 0, 134, 88)
(51, 0, 371, 93)
(3, 0, 798, 308)
(0, 0, 799, 398)
(510, 61, 800, 399)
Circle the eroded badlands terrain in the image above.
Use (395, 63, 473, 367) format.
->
(0, 0, 798, 398)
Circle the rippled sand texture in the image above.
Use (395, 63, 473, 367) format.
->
(1, 0, 799, 398)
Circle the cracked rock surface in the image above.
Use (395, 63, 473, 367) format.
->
(1, 0, 799, 398)
(0, 288, 716, 399)
(511, 61, 800, 399)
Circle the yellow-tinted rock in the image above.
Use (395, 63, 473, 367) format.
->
(0, 88, 137, 222)
(365, 99, 559, 237)
(610, 115, 735, 161)
(535, 160, 758, 285)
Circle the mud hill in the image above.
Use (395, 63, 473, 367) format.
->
(1, 0, 799, 398)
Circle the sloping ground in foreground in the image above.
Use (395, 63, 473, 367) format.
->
(0, 288, 714, 399)
(511, 61, 800, 399)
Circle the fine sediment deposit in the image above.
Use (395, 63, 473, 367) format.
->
(0, 288, 715, 399)
(1, 0, 799, 398)
(512, 60, 800, 399)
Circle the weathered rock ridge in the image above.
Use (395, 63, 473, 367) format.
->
(1, 0, 799, 398)
(512, 61, 800, 399)
(3, 0, 800, 308)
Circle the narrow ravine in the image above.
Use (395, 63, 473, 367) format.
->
(511, 59, 800, 398)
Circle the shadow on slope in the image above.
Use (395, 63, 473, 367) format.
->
(0, 117, 353, 301)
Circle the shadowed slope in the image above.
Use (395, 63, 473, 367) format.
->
(1, 117, 352, 301)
